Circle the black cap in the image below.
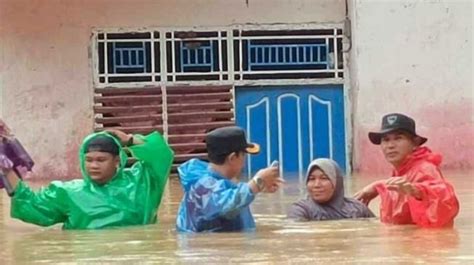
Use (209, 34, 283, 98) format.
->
(206, 126, 260, 156)
(368, 113, 427, 145)
(86, 135, 119, 155)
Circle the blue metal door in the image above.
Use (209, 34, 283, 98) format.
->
(235, 85, 346, 181)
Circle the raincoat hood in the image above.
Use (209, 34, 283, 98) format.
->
(11, 131, 174, 229)
(79, 132, 128, 185)
(395, 146, 442, 176)
(178, 158, 211, 191)
(176, 158, 256, 232)
(375, 146, 459, 227)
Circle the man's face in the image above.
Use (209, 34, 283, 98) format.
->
(380, 131, 417, 168)
(85, 151, 120, 184)
(228, 151, 246, 178)
(306, 168, 335, 203)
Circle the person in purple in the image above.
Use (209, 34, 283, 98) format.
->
(287, 158, 374, 221)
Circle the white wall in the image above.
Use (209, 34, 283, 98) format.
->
(0, 0, 345, 179)
(2, 0, 471, 178)
(349, 0, 473, 173)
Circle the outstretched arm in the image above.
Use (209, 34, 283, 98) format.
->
(10, 180, 68, 227)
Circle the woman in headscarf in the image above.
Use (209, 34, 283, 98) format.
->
(287, 158, 374, 221)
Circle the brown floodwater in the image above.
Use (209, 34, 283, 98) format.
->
(0, 171, 472, 264)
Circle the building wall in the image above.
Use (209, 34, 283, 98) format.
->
(1, 0, 472, 179)
(0, 0, 345, 179)
(349, 0, 473, 174)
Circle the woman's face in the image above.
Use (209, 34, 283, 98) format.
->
(306, 168, 336, 203)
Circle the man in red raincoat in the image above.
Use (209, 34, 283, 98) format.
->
(354, 113, 459, 228)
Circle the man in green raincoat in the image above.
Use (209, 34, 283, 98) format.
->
(0, 129, 174, 229)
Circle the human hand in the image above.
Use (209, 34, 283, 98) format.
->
(262, 182, 282, 193)
(0, 119, 12, 138)
(105, 129, 133, 146)
(385, 176, 421, 199)
(255, 165, 284, 193)
(354, 181, 379, 206)
(0, 154, 14, 173)
(0, 154, 14, 189)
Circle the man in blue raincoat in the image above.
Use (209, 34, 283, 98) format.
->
(176, 126, 283, 232)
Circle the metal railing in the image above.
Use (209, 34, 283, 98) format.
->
(112, 43, 147, 73)
(93, 25, 344, 86)
(248, 43, 328, 69)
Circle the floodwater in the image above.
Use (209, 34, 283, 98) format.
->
(0, 171, 472, 264)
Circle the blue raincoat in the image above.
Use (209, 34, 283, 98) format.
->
(176, 159, 256, 232)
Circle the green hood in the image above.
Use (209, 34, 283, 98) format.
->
(78, 131, 128, 185)
(11, 131, 174, 229)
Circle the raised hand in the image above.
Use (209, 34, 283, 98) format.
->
(385, 176, 421, 199)
(255, 165, 284, 193)
(104, 129, 133, 146)
(0, 119, 12, 138)
(354, 181, 380, 206)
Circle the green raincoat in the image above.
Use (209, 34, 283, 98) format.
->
(10, 131, 174, 229)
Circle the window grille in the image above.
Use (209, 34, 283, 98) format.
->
(97, 32, 159, 84)
(94, 25, 344, 86)
(233, 29, 343, 80)
(165, 31, 228, 82)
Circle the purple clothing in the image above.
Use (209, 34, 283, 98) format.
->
(287, 159, 374, 221)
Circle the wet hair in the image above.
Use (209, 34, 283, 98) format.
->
(208, 151, 243, 165)
(85, 136, 119, 156)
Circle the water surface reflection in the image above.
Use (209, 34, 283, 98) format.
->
(1, 172, 472, 264)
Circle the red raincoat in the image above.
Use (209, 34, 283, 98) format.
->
(375, 147, 459, 228)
